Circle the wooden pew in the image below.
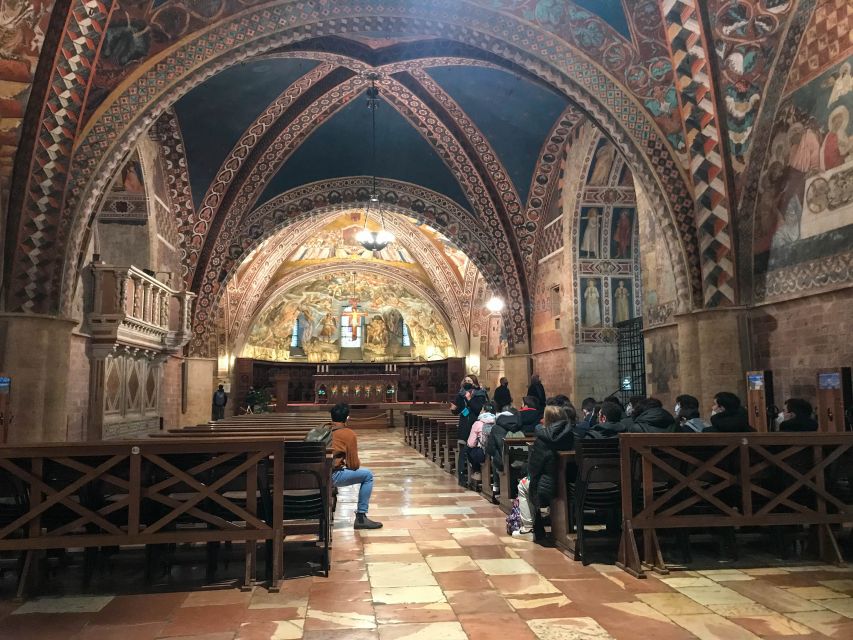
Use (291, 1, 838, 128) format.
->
(616, 432, 853, 578)
(0, 437, 317, 597)
(498, 437, 536, 513)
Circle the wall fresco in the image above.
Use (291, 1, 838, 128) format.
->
(243, 271, 455, 363)
(753, 53, 853, 292)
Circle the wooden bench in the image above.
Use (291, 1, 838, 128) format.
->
(615, 432, 853, 578)
(0, 437, 332, 596)
(498, 437, 537, 513)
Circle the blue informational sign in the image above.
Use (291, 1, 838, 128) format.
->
(818, 372, 841, 390)
(0, 377, 10, 393)
(621, 377, 632, 390)
(747, 373, 764, 390)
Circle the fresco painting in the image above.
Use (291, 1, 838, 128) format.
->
(754, 54, 853, 272)
(243, 271, 454, 363)
(610, 208, 634, 259)
(580, 277, 603, 328)
(287, 216, 416, 266)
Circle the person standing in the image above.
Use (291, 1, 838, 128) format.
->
(527, 374, 546, 419)
(493, 377, 512, 411)
(212, 384, 228, 421)
(329, 403, 382, 530)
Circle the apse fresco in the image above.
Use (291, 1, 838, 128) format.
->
(243, 272, 454, 363)
(755, 53, 853, 281)
(286, 215, 416, 266)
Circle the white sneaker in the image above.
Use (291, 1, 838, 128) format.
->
(511, 529, 534, 540)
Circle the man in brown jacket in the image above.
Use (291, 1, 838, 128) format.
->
(330, 403, 382, 529)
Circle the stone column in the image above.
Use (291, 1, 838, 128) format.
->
(181, 357, 217, 426)
(675, 307, 749, 413)
(0, 314, 76, 442)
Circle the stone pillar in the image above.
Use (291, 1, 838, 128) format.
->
(181, 357, 217, 426)
(501, 353, 532, 409)
(675, 308, 749, 413)
(0, 314, 76, 443)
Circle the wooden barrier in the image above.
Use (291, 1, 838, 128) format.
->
(498, 437, 536, 513)
(0, 437, 332, 595)
(616, 432, 853, 577)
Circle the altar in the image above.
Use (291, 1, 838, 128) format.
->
(313, 373, 399, 404)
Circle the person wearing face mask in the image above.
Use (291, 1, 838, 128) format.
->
(451, 375, 488, 486)
(777, 398, 818, 432)
(704, 392, 753, 432)
(674, 394, 708, 432)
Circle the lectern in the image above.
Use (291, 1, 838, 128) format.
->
(746, 370, 775, 432)
(816, 368, 852, 432)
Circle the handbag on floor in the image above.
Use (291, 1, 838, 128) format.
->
(506, 497, 522, 535)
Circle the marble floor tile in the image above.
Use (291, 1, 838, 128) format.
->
(72, 622, 166, 640)
(784, 586, 851, 600)
(13, 596, 113, 615)
(637, 592, 711, 615)
(304, 601, 376, 631)
(446, 589, 514, 614)
(376, 621, 468, 640)
(818, 579, 853, 594)
(433, 570, 492, 591)
(474, 558, 537, 575)
(182, 588, 253, 607)
(236, 619, 305, 640)
(459, 612, 538, 640)
(726, 581, 827, 613)
(367, 562, 437, 588)
(707, 602, 776, 617)
(371, 586, 446, 605)
(363, 542, 421, 556)
(675, 585, 754, 606)
(414, 539, 462, 551)
(602, 601, 672, 624)
(526, 616, 615, 639)
(728, 613, 815, 637)
(373, 602, 456, 624)
(659, 576, 717, 589)
(697, 569, 754, 582)
(786, 610, 853, 638)
(489, 574, 561, 595)
(425, 555, 479, 573)
(668, 613, 762, 640)
(819, 596, 853, 618)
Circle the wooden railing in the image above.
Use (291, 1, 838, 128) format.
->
(617, 433, 853, 577)
(0, 438, 296, 594)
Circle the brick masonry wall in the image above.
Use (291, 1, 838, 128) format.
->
(750, 287, 853, 403)
(532, 349, 574, 401)
(66, 333, 90, 441)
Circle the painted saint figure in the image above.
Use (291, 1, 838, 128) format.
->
(614, 281, 631, 324)
(580, 209, 600, 257)
(614, 210, 632, 258)
(319, 312, 337, 342)
(583, 280, 601, 327)
(821, 105, 851, 172)
(589, 144, 616, 185)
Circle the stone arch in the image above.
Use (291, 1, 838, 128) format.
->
(190, 177, 513, 357)
(220, 208, 475, 358)
(6, 0, 702, 320)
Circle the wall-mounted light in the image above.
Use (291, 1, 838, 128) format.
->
(485, 297, 505, 313)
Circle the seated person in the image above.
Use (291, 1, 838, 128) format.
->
(603, 395, 627, 419)
(575, 397, 597, 433)
(778, 398, 818, 432)
(585, 400, 631, 438)
(704, 392, 753, 432)
(675, 394, 708, 432)
(519, 396, 541, 434)
(515, 405, 574, 539)
(329, 402, 382, 530)
(630, 397, 676, 432)
(467, 404, 496, 478)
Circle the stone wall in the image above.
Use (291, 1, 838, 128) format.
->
(750, 286, 853, 403)
(66, 333, 91, 441)
(182, 358, 217, 427)
(160, 355, 183, 429)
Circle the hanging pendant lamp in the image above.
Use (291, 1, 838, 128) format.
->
(357, 73, 394, 253)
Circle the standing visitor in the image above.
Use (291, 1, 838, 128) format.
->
(212, 384, 228, 421)
(493, 376, 512, 411)
(527, 374, 546, 419)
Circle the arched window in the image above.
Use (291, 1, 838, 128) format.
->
(401, 319, 411, 347)
(290, 315, 302, 348)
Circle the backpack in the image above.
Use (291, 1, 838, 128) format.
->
(305, 423, 333, 446)
(505, 498, 522, 534)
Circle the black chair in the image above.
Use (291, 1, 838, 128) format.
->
(569, 439, 621, 564)
(262, 442, 331, 577)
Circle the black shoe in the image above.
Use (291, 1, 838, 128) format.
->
(354, 512, 383, 530)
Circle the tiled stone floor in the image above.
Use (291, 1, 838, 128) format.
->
(1, 429, 851, 639)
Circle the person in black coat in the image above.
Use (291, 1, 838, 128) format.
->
(514, 405, 574, 538)
(631, 398, 676, 432)
(493, 377, 512, 411)
(704, 392, 754, 432)
(527, 374, 546, 419)
(778, 398, 818, 432)
(450, 375, 488, 486)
